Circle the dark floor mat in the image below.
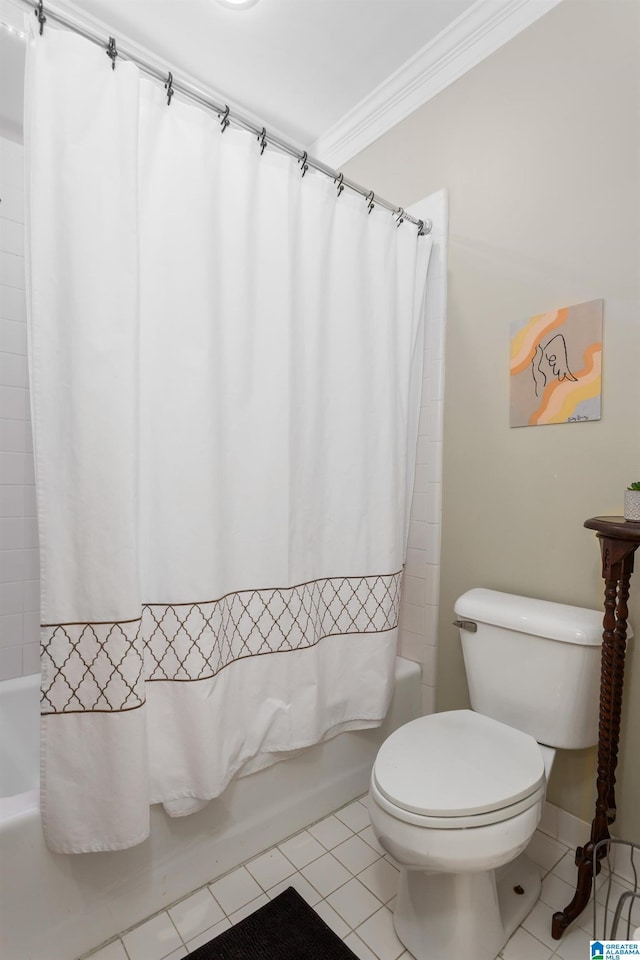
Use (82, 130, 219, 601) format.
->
(184, 886, 360, 960)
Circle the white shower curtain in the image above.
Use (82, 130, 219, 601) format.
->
(25, 25, 431, 853)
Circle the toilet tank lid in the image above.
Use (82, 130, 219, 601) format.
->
(454, 588, 633, 646)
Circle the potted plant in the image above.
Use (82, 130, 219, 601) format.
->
(624, 482, 640, 522)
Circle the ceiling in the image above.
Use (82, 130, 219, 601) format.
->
(0, 0, 557, 163)
(48, 0, 477, 145)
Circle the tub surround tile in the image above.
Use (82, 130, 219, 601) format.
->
(0, 580, 23, 615)
(399, 572, 424, 604)
(0, 485, 23, 517)
(403, 546, 426, 579)
(408, 494, 427, 523)
(22, 609, 40, 644)
(0, 516, 23, 549)
(412, 464, 428, 494)
(397, 600, 425, 636)
(421, 641, 438, 684)
(21, 641, 40, 675)
(420, 683, 436, 715)
(0, 451, 25, 484)
(22, 577, 39, 612)
(0, 385, 26, 421)
(407, 520, 427, 552)
(426, 442, 442, 483)
(0, 611, 22, 646)
(0, 318, 27, 354)
(0, 547, 23, 582)
(2, 511, 27, 551)
(0, 643, 21, 680)
(398, 628, 425, 663)
(0, 144, 39, 671)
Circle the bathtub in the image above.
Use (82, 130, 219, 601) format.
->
(0, 656, 421, 960)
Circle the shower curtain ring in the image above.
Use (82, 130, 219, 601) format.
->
(395, 208, 405, 227)
(164, 72, 174, 105)
(35, 0, 46, 35)
(299, 152, 309, 178)
(106, 37, 117, 70)
(417, 219, 425, 236)
(257, 128, 267, 155)
(334, 173, 345, 197)
(366, 191, 375, 214)
(219, 105, 230, 133)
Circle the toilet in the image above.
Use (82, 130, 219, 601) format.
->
(368, 588, 618, 960)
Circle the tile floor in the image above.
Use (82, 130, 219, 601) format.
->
(81, 796, 638, 960)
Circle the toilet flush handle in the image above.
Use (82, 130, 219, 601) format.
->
(453, 619, 477, 632)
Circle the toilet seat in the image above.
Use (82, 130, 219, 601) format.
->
(371, 710, 546, 829)
(370, 774, 546, 829)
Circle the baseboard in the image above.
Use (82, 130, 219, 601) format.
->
(539, 801, 639, 889)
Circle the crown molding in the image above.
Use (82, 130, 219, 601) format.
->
(311, 0, 563, 170)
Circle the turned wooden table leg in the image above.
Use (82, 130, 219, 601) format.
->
(551, 523, 637, 941)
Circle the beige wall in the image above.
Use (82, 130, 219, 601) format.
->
(345, 0, 640, 842)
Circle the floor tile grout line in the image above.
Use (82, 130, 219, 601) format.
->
(83, 808, 586, 960)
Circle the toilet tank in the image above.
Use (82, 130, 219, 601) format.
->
(454, 588, 633, 750)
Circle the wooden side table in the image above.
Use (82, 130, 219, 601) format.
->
(552, 516, 640, 939)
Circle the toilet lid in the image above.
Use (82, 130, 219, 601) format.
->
(373, 710, 545, 818)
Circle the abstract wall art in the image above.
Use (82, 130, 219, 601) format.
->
(509, 299, 602, 427)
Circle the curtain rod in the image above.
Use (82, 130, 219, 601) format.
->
(17, 0, 431, 236)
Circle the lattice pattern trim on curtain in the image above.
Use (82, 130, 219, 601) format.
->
(40, 571, 402, 714)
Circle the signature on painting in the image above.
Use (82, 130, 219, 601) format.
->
(531, 333, 577, 397)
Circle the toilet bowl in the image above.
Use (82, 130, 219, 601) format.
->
(368, 710, 550, 960)
(367, 589, 610, 960)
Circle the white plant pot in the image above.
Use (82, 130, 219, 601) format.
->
(624, 490, 640, 522)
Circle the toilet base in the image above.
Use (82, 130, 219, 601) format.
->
(393, 854, 541, 960)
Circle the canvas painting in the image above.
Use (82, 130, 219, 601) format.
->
(510, 299, 602, 427)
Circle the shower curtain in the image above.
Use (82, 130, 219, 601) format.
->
(25, 25, 431, 853)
